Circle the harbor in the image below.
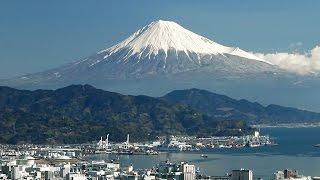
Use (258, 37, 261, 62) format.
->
(91, 130, 275, 155)
(0, 131, 275, 160)
(2, 126, 320, 179)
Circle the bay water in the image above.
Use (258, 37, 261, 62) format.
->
(86, 127, 320, 178)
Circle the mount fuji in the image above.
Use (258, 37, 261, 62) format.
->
(2, 20, 319, 111)
(2, 20, 280, 83)
(93, 19, 273, 76)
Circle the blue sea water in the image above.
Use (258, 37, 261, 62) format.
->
(87, 127, 320, 178)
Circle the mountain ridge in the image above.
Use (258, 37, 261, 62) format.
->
(1, 85, 320, 144)
(2, 20, 320, 113)
(161, 88, 320, 124)
(0, 85, 252, 144)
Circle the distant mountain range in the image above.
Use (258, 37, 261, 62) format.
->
(1, 20, 320, 111)
(161, 89, 320, 124)
(0, 85, 252, 144)
(1, 85, 320, 144)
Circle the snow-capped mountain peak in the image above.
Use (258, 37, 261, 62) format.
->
(101, 20, 266, 63)
(1, 19, 282, 91)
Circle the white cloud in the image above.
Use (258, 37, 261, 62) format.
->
(254, 46, 320, 75)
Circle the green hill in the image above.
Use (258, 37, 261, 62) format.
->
(0, 85, 252, 144)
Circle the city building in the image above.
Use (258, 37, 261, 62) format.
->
(231, 169, 253, 180)
(273, 169, 312, 180)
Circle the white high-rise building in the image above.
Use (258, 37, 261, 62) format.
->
(182, 163, 195, 180)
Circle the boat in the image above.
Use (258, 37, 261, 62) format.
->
(246, 141, 261, 148)
(201, 154, 208, 158)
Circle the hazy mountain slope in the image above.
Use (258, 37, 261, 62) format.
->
(0, 20, 281, 88)
(0, 85, 252, 144)
(161, 89, 320, 124)
(2, 20, 319, 112)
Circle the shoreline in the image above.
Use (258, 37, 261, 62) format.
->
(252, 123, 320, 128)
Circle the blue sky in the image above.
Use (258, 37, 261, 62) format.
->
(0, 0, 319, 79)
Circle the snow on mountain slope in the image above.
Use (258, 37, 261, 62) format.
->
(100, 20, 266, 63)
(1, 20, 282, 89)
(2, 20, 319, 114)
(74, 20, 277, 76)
